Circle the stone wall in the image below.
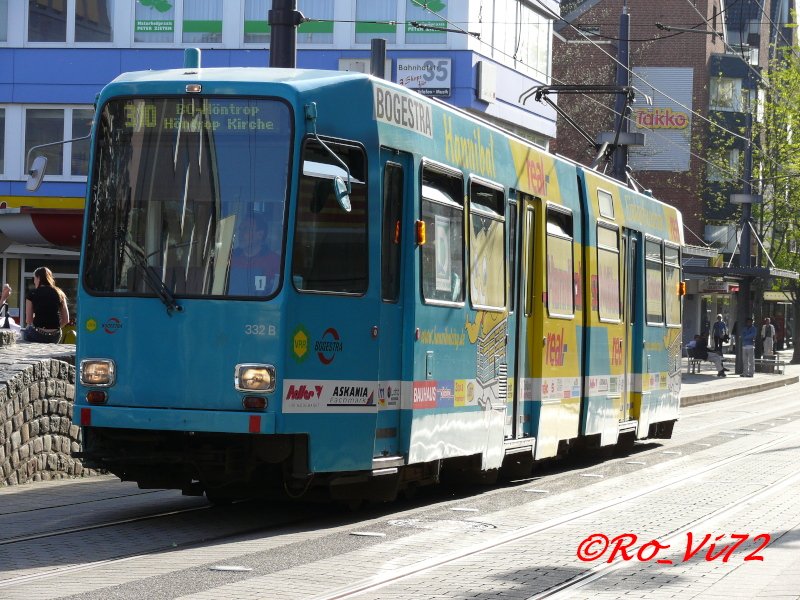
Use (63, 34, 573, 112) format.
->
(0, 338, 101, 486)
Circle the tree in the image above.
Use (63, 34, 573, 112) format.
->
(753, 44, 800, 363)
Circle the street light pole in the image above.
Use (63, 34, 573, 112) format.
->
(612, 1, 630, 183)
(268, 0, 304, 68)
(735, 109, 754, 374)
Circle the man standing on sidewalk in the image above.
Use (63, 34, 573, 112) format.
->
(741, 317, 757, 377)
(761, 317, 776, 358)
(712, 314, 728, 354)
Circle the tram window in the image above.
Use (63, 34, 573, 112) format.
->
(597, 224, 621, 322)
(664, 244, 681, 327)
(597, 189, 615, 219)
(382, 163, 403, 302)
(508, 201, 518, 313)
(645, 239, 664, 324)
(546, 208, 574, 318)
(292, 138, 368, 294)
(469, 181, 505, 310)
(420, 166, 464, 305)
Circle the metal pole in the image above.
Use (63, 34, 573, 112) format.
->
(735, 110, 754, 374)
(612, 2, 630, 183)
(370, 39, 386, 79)
(269, 0, 304, 68)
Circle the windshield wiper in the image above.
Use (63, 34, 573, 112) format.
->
(119, 237, 183, 315)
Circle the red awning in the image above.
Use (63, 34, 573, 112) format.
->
(0, 207, 83, 250)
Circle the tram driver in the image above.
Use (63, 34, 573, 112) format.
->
(228, 216, 280, 296)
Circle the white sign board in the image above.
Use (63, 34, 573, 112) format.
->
(397, 58, 451, 97)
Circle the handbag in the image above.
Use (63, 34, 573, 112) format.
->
(722, 334, 730, 343)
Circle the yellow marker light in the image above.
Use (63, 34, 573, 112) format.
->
(679, 281, 687, 296)
(235, 364, 275, 393)
(80, 359, 116, 387)
(186, 83, 202, 93)
(415, 220, 426, 245)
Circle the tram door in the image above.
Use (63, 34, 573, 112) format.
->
(620, 229, 640, 422)
(509, 194, 537, 439)
(374, 149, 411, 458)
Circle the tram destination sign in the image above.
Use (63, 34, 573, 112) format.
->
(397, 58, 452, 97)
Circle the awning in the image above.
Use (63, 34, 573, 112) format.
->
(0, 207, 83, 250)
(683, 265, 799, 281)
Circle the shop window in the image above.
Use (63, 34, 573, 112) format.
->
(355, 1, 397, 44)
(28, 0, 113, 43)
(28, 0, 67, 42)
(75, 0, 112, 42)
(135, 0, 176, 43)
(709, 77, 744, 112)
(183, 0, 223, 44)
(297, 0, 333, 43)
(70, 108, 93, 175)
(0, 0, 8, 42)
(24, 106, 92, 179)
(244, 0, 270, 43)
(405, 0, 447, 44)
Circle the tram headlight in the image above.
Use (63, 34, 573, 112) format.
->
(235, 364, 275, 393)
(80, 359, 116, 387)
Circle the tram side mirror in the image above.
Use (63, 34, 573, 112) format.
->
(333, 176, 352, 213)
(26, 156, 48, 191)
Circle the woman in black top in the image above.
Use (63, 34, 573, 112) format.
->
(24, 267, 69, 343)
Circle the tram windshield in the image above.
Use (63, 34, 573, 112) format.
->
(84, 97, 292, 299)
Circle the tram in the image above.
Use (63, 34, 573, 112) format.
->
(73, 53, 684, 502)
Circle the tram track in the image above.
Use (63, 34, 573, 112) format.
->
(315, 423, 800, 600)
(2, 387, 798, 597)
(0, 503, 212, 546)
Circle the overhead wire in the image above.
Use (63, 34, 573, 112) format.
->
(350, 2, 797, 188)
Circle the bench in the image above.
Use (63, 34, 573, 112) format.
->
(685, 347, 732, 374)
(754, 357, 786, 375)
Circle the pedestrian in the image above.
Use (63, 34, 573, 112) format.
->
(692, 334, 728, 377)
(761, 317, 776, 358)
(0, 283, 10, 305)
(740, 317, 757, 377)
(24, 267, 69, 344)
(712, 314, 728, 354)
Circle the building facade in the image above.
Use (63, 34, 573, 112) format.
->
(552, 0, 795, 343)
(0, 0, 558, 325)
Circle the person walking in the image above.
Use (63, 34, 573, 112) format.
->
(712, 314, 728, 354)
(761, 317, 776, 358)
(24, 267, 69, 344)
(741, 317, 757, 377)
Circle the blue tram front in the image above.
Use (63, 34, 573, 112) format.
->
(74, 64, 682, 502)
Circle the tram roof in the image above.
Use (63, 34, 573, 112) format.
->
(108, 67, 372, 91)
